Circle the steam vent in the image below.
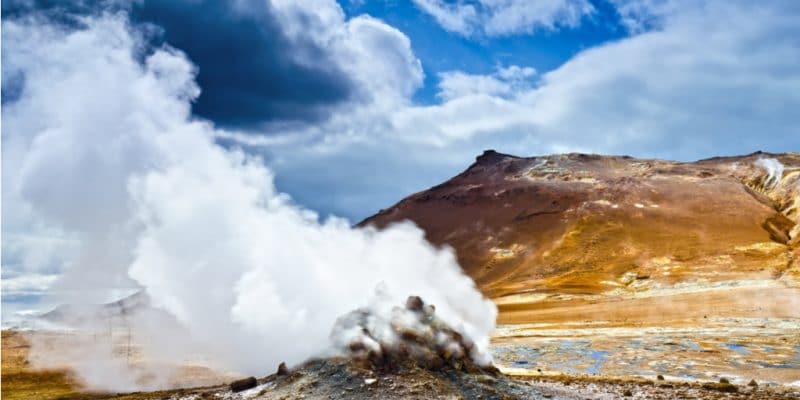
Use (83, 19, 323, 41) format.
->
(331, 295, 495, 373)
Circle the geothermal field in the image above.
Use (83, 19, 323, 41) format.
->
(365, 151, 800, 389)
(5, 1, 800, 398)
(3, 151, 800, 399)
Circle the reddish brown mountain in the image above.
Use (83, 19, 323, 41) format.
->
(360, 151, 800, 326)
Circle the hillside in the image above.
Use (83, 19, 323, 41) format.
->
(361, 150, 799, 300)
(361, 151, 800, 383)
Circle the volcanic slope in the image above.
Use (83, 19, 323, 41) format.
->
(362, 151, 800, 299)
(361, 151, 800, 302)
(360, 151, 800, 382)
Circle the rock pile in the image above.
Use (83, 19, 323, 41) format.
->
(331, 296, 496, 374)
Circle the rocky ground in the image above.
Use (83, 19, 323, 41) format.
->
(153, 357, 800, 400)
(4, 313, 800, 399)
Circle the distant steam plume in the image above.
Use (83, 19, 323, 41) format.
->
(3, 14, 496, 391)
(755, 158, 785, 188)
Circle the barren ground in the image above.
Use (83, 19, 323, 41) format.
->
(5, 152, 800, 399)
(4, 330, 800, 399)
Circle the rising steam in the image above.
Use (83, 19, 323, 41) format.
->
(3, 14, 496, 391)
(755, 157, 785, 188)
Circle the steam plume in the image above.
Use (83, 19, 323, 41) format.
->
(755, 157, 785, 188)
(3, 14, 496, 390)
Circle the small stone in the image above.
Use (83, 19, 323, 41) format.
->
(364, 378, 377, 385)
(748, 379, 758, 387)
(623, 389, 633, 397)
(719, 377, 729, 384)
(657, 375, 665, 381)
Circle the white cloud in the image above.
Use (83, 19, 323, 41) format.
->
(413, 0, 478, 35)
(413, 0, 595, 37)
(268, 0, 424, 106)
(437, 64, 536, 101)
(521, 0, 800, 154)
(609, 0, 681, 32)
(336, 15, 425, 103)
(496, 65, 538, 81)
(2, 273, 59, 296)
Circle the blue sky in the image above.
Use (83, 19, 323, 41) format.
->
(344, 0, 628, 105)
(2, 0, 800, 320)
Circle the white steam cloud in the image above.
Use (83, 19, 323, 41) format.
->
(756, 158, 785, 188)
(3, 14, 496, 391)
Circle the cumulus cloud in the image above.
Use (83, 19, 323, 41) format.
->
(129, 0, 355, 128)
(413, 0, 595, 37)
(413, 0, 478, 35)
(2, 0, 423, 129)
(521, 0, 800, 155)
(438, 65, 536, 101)
(321, 1, 799, 149)
(132, 0, 424, 129)
(2, 11, 495, 391)
(609, 0, 681, 32)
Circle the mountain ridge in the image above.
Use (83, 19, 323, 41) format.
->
(360, 151, 800, 304)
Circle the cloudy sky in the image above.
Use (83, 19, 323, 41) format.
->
(2, 0, 800, 320)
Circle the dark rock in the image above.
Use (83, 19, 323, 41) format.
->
(719, 377, 730, 384)
(748, 379, 758, 387)
(277, 362, 289, 376)
(657, 375, 664, 381)
(481, 364, 501, 375)
(708, 382, 738, 393)
(698, 171, 714, 178)
(475, 150, 514, 165)
(230, 376, 257, 392)
(623, 389, 633, 396)
(406, 296, 424, 312)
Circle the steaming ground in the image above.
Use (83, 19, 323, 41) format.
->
(3, 14, 495, 391)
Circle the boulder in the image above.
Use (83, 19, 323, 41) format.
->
(277, 362, 289, 376)
(230, 376, 257, 392)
